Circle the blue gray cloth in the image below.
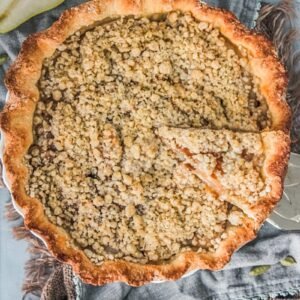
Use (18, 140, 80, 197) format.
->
(0, 1, 300, 299)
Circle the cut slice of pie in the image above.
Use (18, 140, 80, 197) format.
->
(157, 126, 290, 222)
(0, 0, 291, 286)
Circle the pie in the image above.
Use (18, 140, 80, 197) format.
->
(0, 0, 291, 286)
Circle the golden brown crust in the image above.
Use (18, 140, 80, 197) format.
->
(0, 0, 291, 285)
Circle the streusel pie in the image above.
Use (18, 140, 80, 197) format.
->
(1, 0, 291, 285)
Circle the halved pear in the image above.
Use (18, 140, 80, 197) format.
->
(0, 0, 13, 16)
(0, 0, 64, 34)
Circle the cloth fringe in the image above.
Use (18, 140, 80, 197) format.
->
(5, 202, 67, 299)
(4, 1, 300, 300)
(256, 0, 300, 153)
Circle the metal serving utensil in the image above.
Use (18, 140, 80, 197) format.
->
(267, 152, 300, 230)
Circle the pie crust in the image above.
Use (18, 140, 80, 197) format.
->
(0, 0, 291, 286)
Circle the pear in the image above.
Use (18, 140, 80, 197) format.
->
(0, 54, 8, 65)
(0, 0, 13, 16)
(0, 0, 64, 34)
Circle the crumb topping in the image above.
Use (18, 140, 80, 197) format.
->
(26, 11, 270, 264)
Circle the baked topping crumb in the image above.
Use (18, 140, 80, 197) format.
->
(26, 11, 271, 264)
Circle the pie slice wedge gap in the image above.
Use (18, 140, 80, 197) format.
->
(157, 126, 290, 223)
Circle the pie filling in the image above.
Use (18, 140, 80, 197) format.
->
(25, 11, 271, 264)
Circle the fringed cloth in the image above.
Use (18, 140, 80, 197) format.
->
(5, 203, 76, 300)
(256, 0, 300, 153)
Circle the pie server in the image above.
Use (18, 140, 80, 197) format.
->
(267, 152, 300, 230)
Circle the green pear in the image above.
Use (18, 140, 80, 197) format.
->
(0, 0, 64, 34)
(0, 0, 13, 16)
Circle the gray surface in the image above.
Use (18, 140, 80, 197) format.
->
(0, 0, 300, 300)
(0, 189, 28, 300)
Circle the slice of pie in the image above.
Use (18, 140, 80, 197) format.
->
(0, 0, 290, 286)
(157, 126, 290, 222)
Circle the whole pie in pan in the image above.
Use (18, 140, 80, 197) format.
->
(0, 0, 291, 285)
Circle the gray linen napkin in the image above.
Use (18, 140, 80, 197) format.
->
(1, 1, 300, 299)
